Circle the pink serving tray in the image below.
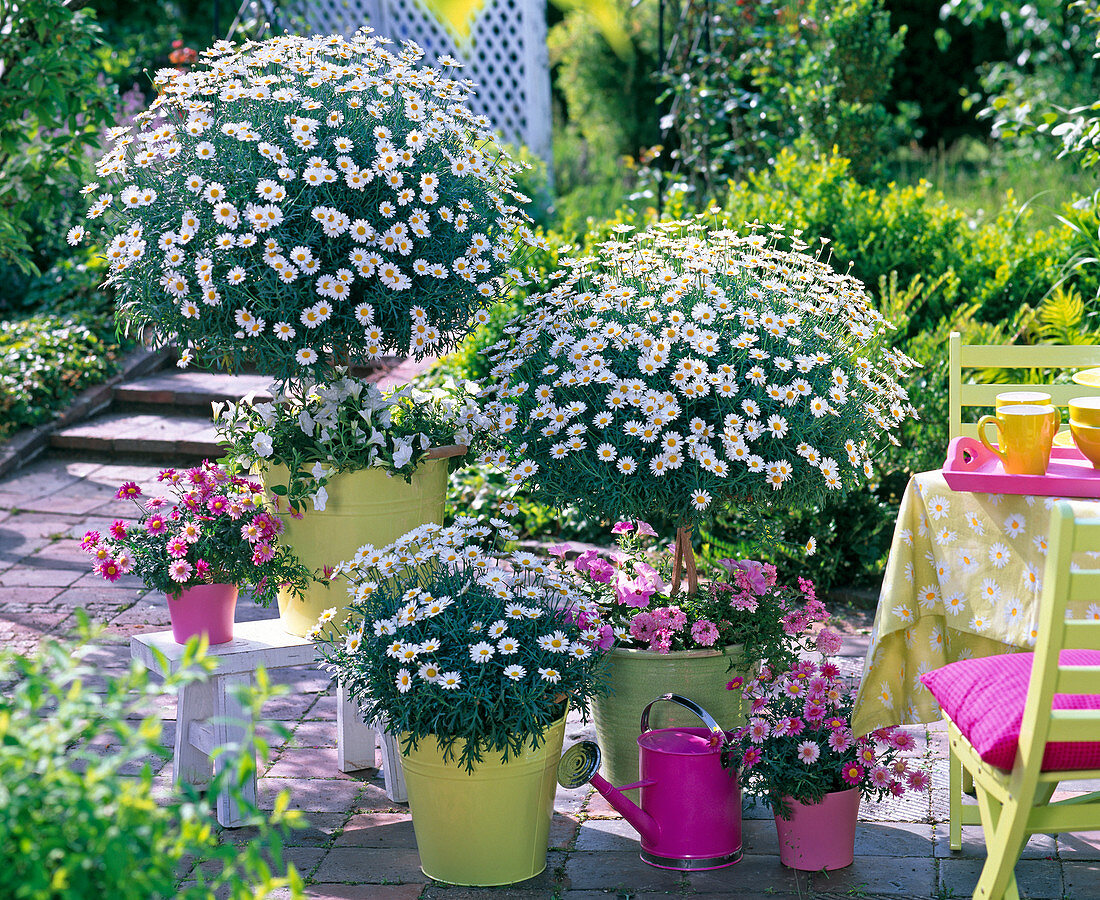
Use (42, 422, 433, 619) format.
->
(942, 436, 1100, 498)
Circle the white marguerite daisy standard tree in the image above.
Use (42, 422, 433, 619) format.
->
(73, 29, 537, 382)
(481, 214, 918, 592)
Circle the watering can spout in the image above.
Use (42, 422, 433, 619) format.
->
(557, 741, 661, 845)
(590, 772, 661, 845)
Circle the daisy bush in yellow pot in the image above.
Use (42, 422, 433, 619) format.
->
(480, 215, 918, 585)
(70, 30, 536, 382)
(313, 515, 606, 768)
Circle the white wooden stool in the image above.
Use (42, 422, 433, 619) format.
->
(130, 618, 407, 827)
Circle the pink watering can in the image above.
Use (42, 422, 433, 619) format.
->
(558, 693, 742, 871)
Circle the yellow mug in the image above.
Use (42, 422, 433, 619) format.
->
(978, 404, 1061, 475)
(995, 390, 1052, 411)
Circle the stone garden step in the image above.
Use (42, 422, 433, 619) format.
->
(50, 411, 222, 458)
(112, 371, 274, 409)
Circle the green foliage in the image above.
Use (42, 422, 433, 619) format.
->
(547, 2, 663, 190)
(660, 0, 912, 193)
(313, 520, 606, 772)
(719, 149, 1077, 331)
(0, 620, 305, 899)
(0, 312, 118, 439)
(0, 0, 115, 279)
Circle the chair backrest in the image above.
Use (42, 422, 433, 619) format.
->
(1018, 503, 1100, 772)
(948, 332, 1100, 439)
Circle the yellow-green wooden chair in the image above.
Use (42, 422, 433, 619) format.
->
(924, 502, 1100, 899)
(948, 331, 1100, 439)
(946, 332, 1100, 850)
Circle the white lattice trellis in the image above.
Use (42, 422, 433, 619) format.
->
(291, 0, 552, 167)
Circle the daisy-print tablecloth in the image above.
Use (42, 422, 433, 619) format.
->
(851, 469, 1100, 737)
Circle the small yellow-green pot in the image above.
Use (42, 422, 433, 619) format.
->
(267, 458, 453, 637)
(400, 716, 567, 886)
(589, 644, 751, 790)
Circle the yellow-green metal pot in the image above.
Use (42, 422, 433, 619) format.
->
(589, 645, 751, 790)
(400, 716, 567, 886)
(268, 457, 453, 637)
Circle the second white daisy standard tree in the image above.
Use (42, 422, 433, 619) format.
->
(75, 29, 537, 634)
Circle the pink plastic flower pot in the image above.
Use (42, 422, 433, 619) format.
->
(773, 787, 860, 871)
(167, 583, 238, 645)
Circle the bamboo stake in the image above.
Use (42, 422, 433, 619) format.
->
(669, 525, 698, 597)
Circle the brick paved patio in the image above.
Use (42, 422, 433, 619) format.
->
(3, 453, 1097, 899)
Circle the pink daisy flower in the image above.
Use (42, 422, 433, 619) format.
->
(869, 765, 892, 789)
(207, 495, 229, 515)
(796, 741, 820, 764)
(109, 520, 128, 540)
(80, 531, 100, 550)
(166, 537, 189, 559)
(746, 718, 770, 744)
(146, 515, 167, 536)
(742, 746, 762, 769)
(168, 559, 194, 583)
(841, 763, 864, 786)
(890, 730, 917, 751)
(115, 481, 142, 500)
(97, 559, 122, 582)
(828, 729, 854, 753)
(114, 550, 133, 574)
(907, 769, 931, 792)
(252, 542, 275, 565)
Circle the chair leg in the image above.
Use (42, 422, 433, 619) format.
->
(949, 747, 964, 851)
(974, 783, 1028, 900)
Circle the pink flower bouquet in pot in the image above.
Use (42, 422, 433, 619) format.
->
(730, 639, 930, 870)
(558, 518, 829, 787)
(82, 461, 312, 643)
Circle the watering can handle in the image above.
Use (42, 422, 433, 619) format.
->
(640, 693, 725, 746)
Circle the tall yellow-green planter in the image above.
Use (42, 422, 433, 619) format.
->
(269, 447, 463, 637)
(589, 645, 751, 789)
(400, 716, 567, 885)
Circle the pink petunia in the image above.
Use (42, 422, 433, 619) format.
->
(635, 520, 657, 537)
(610, 521, 634, 534)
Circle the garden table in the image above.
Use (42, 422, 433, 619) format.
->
(131, 618, 406, 827)
(851, 469, 1100, 737)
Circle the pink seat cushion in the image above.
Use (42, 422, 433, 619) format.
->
(921, 650, 1100, 772)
